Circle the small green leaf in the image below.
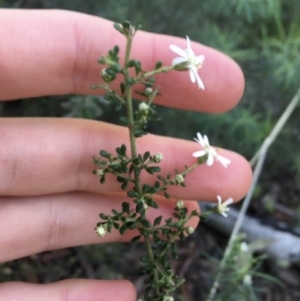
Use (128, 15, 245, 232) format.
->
(126, 59, 136, 67)
(127, 190, 138, 198)
(113, 45, 119, 55)
(116, 176, 124, 183)
(131, 235, 141, 243)
(122, 20, 131, 30)
(155, 61, 162, 70)
(107, 221, 112, 232)
(126, 221, 137, 229)
(191, 210, 199, 217)
(112, 209, 118, 215)
(143, 151, 150, 162)
(146, 199, 159, 209)
(120, 82, 125, 95)
(122, 202, 130, 214)
(132, 157, 141, 165)
(121, 181, 128, 190)
(129, 164, 134, 175)
(113, 222, 120, 229)
(120, 144, 127, 156)
(119, 224, 127, 235)
(141, 219, 152, 228)
(113, 23, 123, 34)
(173, 213, 181, 219)
(136, 202, 145, 214)
(163, 191, 170, 199)
(153, 216, 162, 227)
(99, 213, 108, 220)
(145, 166, 161, 174)
(100, 150, 110, 158)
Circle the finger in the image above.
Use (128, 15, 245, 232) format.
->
(0, 9, 244, 112)
(0, 192, 200, 262)
(0, 118, 252, 201)
(0, 280, 136, 301)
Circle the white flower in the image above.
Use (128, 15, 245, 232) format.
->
(170, 36, 205, 89)
(95, 224, 107, 237)
(176, 199, 185, 209)
(187, 226, 194, 234)
(139, 102, 149, 113)
(240, 242, 250, 252)
(243, 274, 252, 286)
(215, 195, 234, 217)
(192, 132, 231, 168)
(153, 152, 164, 163)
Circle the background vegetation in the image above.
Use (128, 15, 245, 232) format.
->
(1, 0, 300, 300)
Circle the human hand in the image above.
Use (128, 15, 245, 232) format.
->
(0, 9, 252, 301)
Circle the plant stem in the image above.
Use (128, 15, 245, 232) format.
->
(142, 66, 174, 79)
(123, 34, 160, 295)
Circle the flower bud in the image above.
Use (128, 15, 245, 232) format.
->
(153, 152, 163, 163)
(175, 174, 184, 184)
(176, 199, 185, 209)
(95, 224, 107, 237)
(187, 226, 194, 234)
(101, 68, 113, 83)
(139, 102, 150, 114)
(145, 87, 153, 96)
(240, 242, 249, 252)
(96, 169, 105, 177)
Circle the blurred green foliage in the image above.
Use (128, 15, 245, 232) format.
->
(2, 0, 300, 175)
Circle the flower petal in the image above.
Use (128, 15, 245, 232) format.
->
(203, 135, 210, 146)
(172, 56, 188, 66)
(196, 132, 205, 146)
(206, 154, 214, 166)
(185, 36, 195, 56)
(192, 150, 206, 157)
(195, 73, 205, 90)
(223, 198, 234, 206)
(170, 44, 188, 58)
(196, 55, 205, 65)
(217, 155, 231, 168)
(217, 195, 222, 205)
(189, 69, 196, 83)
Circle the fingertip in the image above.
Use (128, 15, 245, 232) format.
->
(133, 33, 245, 113)
(206, 150, 252, 201)
(0, 280, 137, 301)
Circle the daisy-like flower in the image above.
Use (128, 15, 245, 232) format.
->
(170, 36, 205, 89)
(215, 195, 234, 217)
(192, 132, 231, 168)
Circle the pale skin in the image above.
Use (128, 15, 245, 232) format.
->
(0, 9, 252, 301)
